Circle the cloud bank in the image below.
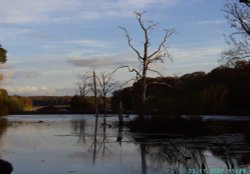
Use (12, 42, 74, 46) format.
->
(6, 86, 75, 96)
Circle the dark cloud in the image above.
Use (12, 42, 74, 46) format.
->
(67, 57, 137, 69)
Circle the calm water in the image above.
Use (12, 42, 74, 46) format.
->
(0, 114, 250, 174)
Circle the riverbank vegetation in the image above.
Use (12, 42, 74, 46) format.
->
(1, 60, 249, 116)
(112, 60, 250, 116)
(0, 89, 33, 116)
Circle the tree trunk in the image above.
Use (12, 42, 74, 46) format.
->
(93, 71, 99, 118)
(118, 100, 124, 125)
(139, 76, 147, 120)
(103, 96, 106, 125)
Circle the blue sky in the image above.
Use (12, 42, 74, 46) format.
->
(0, 0, 231, 96)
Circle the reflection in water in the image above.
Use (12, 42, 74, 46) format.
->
(116, 125, 123, 146)
(0, 118, 8, 141)
(0, 115, 250, 174)
(0, 159, 13, 174)
(71, 120, 86, 144)
(141, 143, 147, 174)
(69, 116, 250, 174)
(132, 121, 250, 174)
(70, 115, 116, 166)
(93, 116, 98, 165)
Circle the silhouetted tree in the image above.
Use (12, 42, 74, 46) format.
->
(96, 71, 117, 124)
(70, 95, 93, 112)
(112, 61, 250, 115)
(221, 0, 250, 66)
(115, 12, 174, 119)
(76, 73, 90, 96)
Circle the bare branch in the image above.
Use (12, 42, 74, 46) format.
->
(148, 29, 175, 60)
(119, 26, 143, 61)
(112, 65, 142, 79)
(119, 78, 137, 88)
(148, 68, 165, 77)
(134, 12, 147, 32)
(220, 0, 250, 66)
(117, 12, 175, 118)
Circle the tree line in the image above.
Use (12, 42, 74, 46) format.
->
(68, 60, 250, 116)
(0, 89, 33, 116)
(111, 60, 250, 116)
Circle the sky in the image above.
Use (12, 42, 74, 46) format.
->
(0, 0, 232, 96)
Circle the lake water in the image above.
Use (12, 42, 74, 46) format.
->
(0, 114, 250, 174)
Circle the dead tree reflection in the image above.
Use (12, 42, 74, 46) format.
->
(141, 143, 147, 174)
(210, 135, 239, 171)
(116, 125, 123, 146)
(71, 120, 86, 144)
(70, 117, 117, 166)
(93, 116, 98, 165)
(134, 134, 248, 174)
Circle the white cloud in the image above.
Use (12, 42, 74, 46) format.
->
(14, 71, 42, 79)
(24, 31, 60, 40)
(0, 0, 184, 24)
(197, 20, 225, 25)
(0, 28, 33, 43)
(64, 40, 111, 48)
(0, 70, 16, 85)
(0, 63, 12, 69)
(0, 0, 77, 23)
(169, 46, 223, 61)
(6, 86, 75, 96)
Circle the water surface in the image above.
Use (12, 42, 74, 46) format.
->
(0, 114, 249, 174)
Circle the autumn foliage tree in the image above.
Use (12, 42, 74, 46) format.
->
(0, 45, 7, 64)
(0, 45, 8, 116)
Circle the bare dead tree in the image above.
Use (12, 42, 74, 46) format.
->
(220, 0, 250, 66)
(114, 12, 174, 119)
(75, 71, 99, 116)
(76, 73, 90, 96)
(96, 71, 117, 125)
